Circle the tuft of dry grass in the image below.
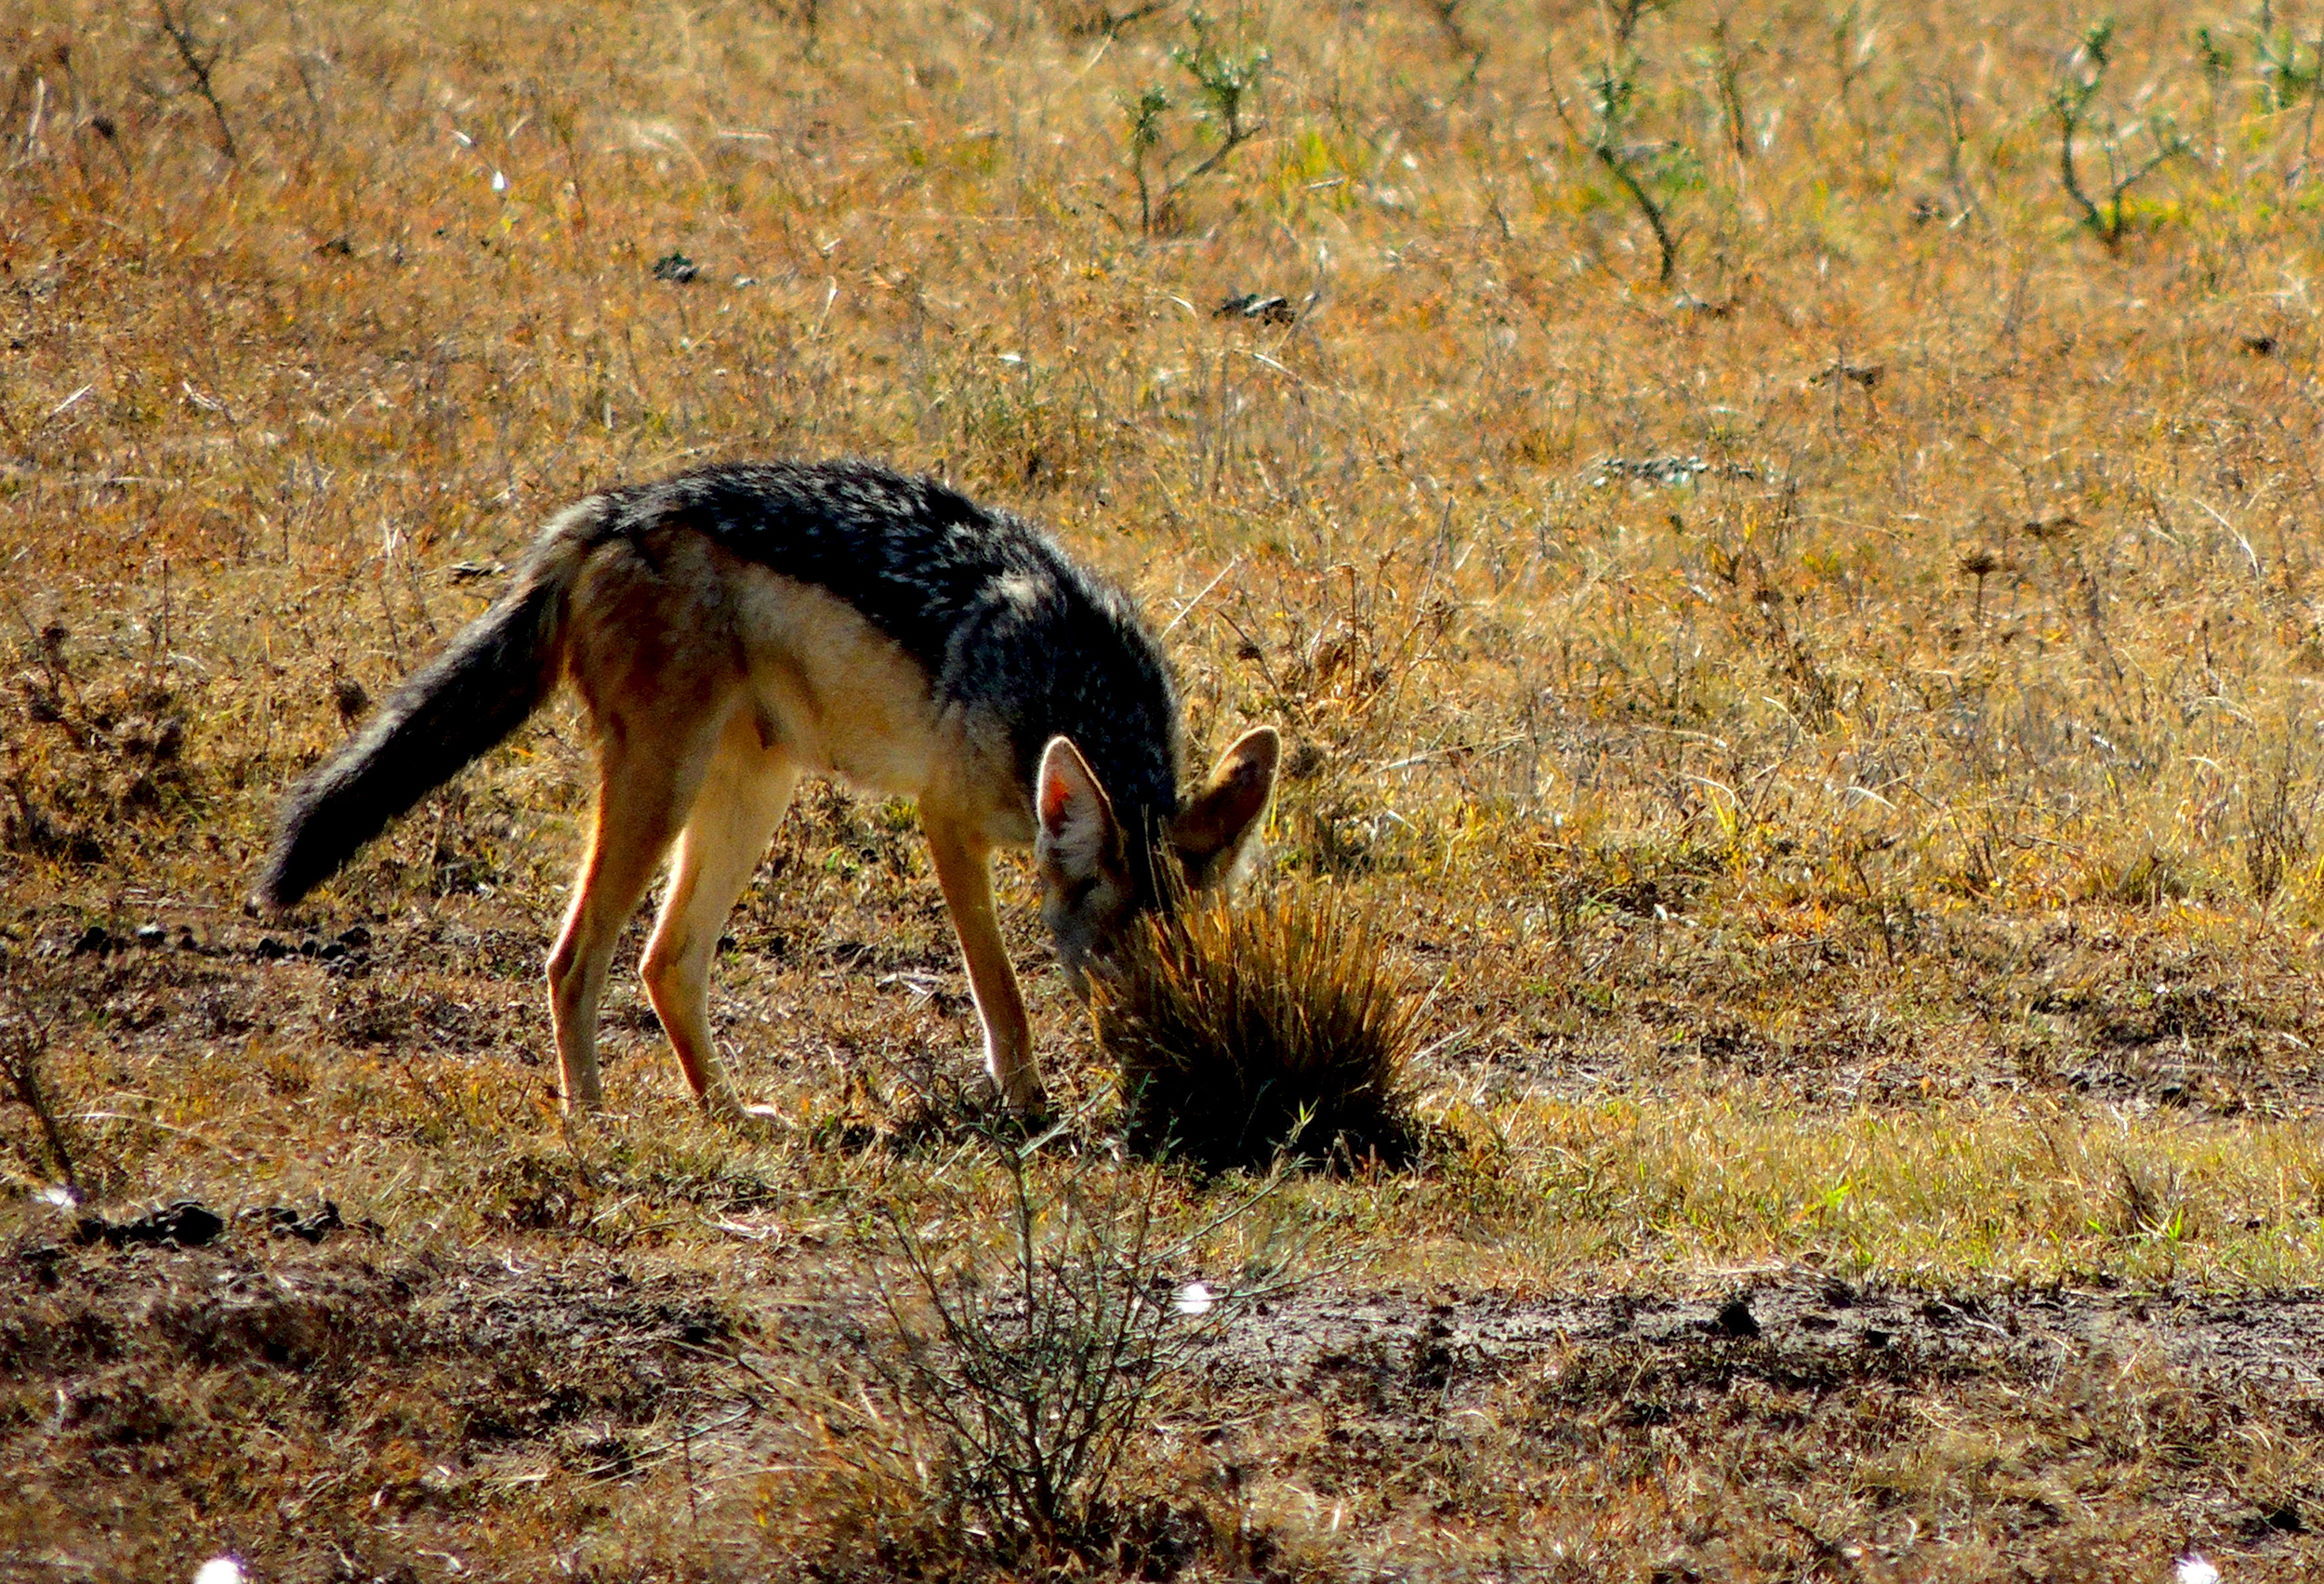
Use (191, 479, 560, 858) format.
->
(1099, 888, 1422, 1174)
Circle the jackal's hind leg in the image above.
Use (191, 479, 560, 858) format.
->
(641, 716, 799, 1115)
(547, 712, 723, 1115)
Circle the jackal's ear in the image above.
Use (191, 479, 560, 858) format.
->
(1036, 735, 1122, 885)
(1172, 725, 1280, 889)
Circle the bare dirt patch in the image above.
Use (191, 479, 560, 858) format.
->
(1198, 1274, 2324, 1579)
(0, 1225, 804, 1583)
(7, 1215, 2322, 1581)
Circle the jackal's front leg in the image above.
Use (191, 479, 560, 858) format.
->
(922, 816, 1044, 1113)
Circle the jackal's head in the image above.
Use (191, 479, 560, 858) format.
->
(1033, 725, 1281, 991)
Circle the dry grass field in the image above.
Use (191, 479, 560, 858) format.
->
(6, 0, 2324, 1577)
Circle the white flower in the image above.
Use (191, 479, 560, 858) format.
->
(2177, 1554, 2221, 1584)
(490, 169, 508, 192)
(1172, 1281, 1214, 1317)
(194, 1560, 247, 1584)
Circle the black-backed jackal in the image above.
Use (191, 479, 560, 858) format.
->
(257, 460, 1278, 1116)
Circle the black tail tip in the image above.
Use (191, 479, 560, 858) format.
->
(253, 848, 318, 913)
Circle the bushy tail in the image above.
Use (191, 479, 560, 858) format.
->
(256, 525, 595, 909)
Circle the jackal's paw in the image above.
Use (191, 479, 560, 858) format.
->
(994, 1088, 1056, 1138)
(556, 1078, 608, 1117)
(732, 1102, 792, 1140)
(700, 1087, 789, 1137)
(555, 1090, 608, 1126)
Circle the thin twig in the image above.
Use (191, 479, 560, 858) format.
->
(152, 0, 238, 162)
(0, 988, 77, 1192)
(1547, 44, 1680, 286)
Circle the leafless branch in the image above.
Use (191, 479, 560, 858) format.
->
(152, 0, 237, 162)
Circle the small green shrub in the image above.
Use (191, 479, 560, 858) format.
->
(844, 1141, 1275, 1564)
